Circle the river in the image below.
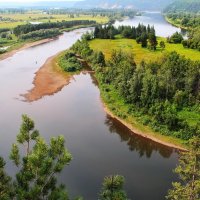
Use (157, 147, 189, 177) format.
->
(114, 11, 183, 37)
(0, 13, 180, 200)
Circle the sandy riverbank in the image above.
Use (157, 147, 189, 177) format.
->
(22, 53, 72, 102)
(0, 38, 56, 61)
(102, 102, 187, 151)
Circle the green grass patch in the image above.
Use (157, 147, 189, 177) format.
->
(178, 109, 200, 126)
(89, 37, 200, 64)
(0, 13, 108, 28)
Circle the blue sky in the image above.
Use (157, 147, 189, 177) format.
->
(0, 0, 79, 2)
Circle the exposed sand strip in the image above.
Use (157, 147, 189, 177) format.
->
(22, 53, 71, 102)
(102, 102, 187, 151)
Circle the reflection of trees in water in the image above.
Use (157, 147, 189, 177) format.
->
(105, 115, 175, 159)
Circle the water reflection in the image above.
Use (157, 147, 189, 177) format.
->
(105, 115, 175, 158)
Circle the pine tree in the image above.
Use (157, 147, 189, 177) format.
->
(166, 137, 200, 200)
(99, 175, 128, 200)
(8, 114, 72, 200)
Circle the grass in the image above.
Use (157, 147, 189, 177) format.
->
(89, 37, 200, 64)
(0, 13, 109, 28)
(178, 109, 200, 126)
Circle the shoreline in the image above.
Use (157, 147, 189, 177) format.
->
(102, 101, 187, 151)
(22, 52, 72, 102)
(164, 15, 190, 30)
(1, 26, 188, 151)
(0, 37, 57, 61)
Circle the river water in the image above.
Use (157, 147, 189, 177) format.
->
(0, 13, 180, 200)
(114, 11, 182, 37)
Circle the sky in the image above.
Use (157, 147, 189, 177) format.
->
(0, 0, 78, 2)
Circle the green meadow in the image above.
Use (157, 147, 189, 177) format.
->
(89, 36, 200, 64)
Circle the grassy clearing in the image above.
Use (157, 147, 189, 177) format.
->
(89, 37, 200, 64)
(0, 13, 108, 28)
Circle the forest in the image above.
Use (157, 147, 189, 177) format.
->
(67, 36, 200, 141)
(13, 20, 96, 36)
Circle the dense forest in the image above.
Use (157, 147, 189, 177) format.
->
(69, 37, 200, 141)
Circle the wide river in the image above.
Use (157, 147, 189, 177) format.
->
(0, 12, 180, 200)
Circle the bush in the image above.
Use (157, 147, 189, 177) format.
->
(58, 51, 82, 72)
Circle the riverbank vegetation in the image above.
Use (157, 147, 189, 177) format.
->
(69, 35, 200, 144)
(58, 51, 83, 72)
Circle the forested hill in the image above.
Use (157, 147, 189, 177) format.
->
(164, 0, 200, 13)
(75, 0, 174, 10)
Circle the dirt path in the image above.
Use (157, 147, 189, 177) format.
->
(22, 53, 71, 102)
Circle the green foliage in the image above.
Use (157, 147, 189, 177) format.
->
(1, 114, 72, 200)
(58, 51, 82, 72)
(164, 0, 200, 14)
(13, 20, 96, 36)
(72, 38, 200, 141)
(19, 28, 60, 40)
(94, 24, 157, 49)
(183, 27, 200, 51)
(167, 136, 200, 200)
(160, 41, 166, 51)
(99, 175, 128, 200)
(167, 32, 183, 44)
(0, 157, 13, 200)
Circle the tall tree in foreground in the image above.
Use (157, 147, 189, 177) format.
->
(4, 114, 72, 200)
(99, 175, 128, 200)
(166, 137, 200, 200)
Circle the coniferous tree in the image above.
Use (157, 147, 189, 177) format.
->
(99, 175, 128, 200)
(167, 137, 200, 200)
(0, 114, 72, 200)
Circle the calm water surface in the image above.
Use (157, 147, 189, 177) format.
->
(0, 14, 179, 200)
(114, 11, 183, 37)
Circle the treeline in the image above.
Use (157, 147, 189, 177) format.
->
(182, 27, 200, 50)
(166, 29, 200, 51)
(94, 24, 158, 50)
(165, 12, 200, 29)
(48, 8, 136, 21)
(71, 38, 200, 140)
(19, 28, 60, 40)
(13, 20, 96, 36)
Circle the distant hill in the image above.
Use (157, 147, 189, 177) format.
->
(0, 0, 174, 11)
(0, 1, 77, 9)
(164, 0, 200, 13)
(74, 0, 175, 10)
